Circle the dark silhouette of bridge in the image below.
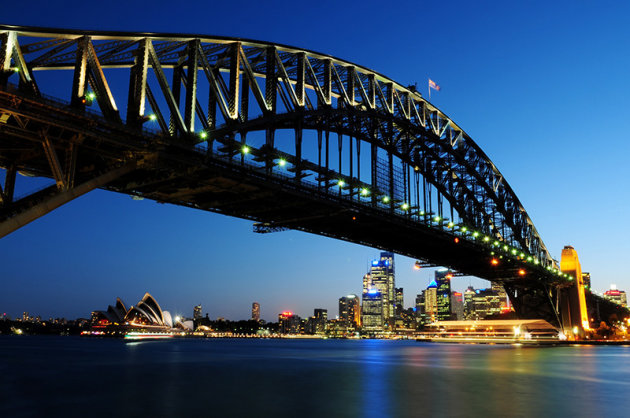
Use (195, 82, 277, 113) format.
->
(0, 25, 625, 334)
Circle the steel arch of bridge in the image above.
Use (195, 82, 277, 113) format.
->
(0, 25, 558, 274)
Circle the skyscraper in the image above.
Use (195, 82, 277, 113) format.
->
(362, 289, 384, 332)
(464, 286, 476, 319)
(193, 304, 202, 320)
(363, 252, 395, 326)
(252, 302, 260, 322)
(425, 280, 438, 322)
(339, 295, 361, 327)
(395, 287, 404, 314)
(451, 291, 464, 320)
(435, 269, 453, 321)
(415, 291, 426, 325)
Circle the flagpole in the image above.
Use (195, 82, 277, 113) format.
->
(428, 79, 431, 99)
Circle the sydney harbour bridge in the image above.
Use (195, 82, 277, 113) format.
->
(0, 25, 624, 335)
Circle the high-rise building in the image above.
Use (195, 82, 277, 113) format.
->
(278, 311, 301, 334)
(425, 280, 438, 322)
(193, 305, 202, 320)
(604, 285, 627, 307)
(362, 289, 384, 332)
(252, 302, 260, 322)
(582, 273, 591, 290)
(339, 295, 361, 327)
(464, 286, 476, 319)
(470, 288, 502, 319)
(435, 269, 453, 321)
(363, 252, 395, 326)
(415, 291, 426, 325)
(451, 291, 464, 320)
(395, 287, 404, 313)
(491, 282, 509, 311)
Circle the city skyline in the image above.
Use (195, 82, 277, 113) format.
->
(2, 1, 630, 321)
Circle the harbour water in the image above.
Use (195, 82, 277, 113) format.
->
(2, 336, 630, 417)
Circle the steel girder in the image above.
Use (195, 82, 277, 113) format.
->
(0, 25, 552, 268)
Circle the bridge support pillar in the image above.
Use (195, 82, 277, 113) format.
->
(559, 245, 590, 339)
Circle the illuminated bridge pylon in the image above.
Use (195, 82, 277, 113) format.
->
(0, 25, 623, 330)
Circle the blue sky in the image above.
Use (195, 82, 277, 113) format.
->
(1, 0, 629, 321)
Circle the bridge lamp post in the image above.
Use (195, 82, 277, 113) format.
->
(472, 231, 479, 238)
(278, 158, 287, 167)
(361, 188, 370, 197)
(241, 145, 250, 154)
(199, 131, 208, 139)
(148, 114, 157, 121)
(401, 203, 409, 211)
(382, 196, 390, 203)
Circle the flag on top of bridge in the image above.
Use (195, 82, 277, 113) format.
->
(428, 79, 441, 98)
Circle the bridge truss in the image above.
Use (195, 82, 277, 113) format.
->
(1, 25, 603, 326)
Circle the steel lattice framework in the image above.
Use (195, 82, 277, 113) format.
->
(3, 25, 601, 326)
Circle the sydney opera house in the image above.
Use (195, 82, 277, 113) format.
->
(87, 293, 191, 338)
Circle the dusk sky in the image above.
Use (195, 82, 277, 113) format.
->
(1, 1, 629, 322)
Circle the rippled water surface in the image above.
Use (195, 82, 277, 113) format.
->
(2, 336, 630, 417)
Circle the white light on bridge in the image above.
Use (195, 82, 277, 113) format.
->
(278, 158, 287, 167)
(338, 180, 345, 187)
(401, 203, 409, 210)
(148, 114, 157, 121)
(383, 196, 390, 203)
(361, 188, 370, 196)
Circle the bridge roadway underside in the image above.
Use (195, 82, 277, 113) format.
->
(0, 90, 567, 325)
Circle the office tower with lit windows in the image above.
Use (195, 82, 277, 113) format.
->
(491, 282, 509, 311)
(604, 285, 627, 307)
(451, 291, 464, 320)
(582, 273, 591, 290)
(252, 302, 260, 321)
(415, 291, 426, 325)
(339, 295, 361, 327)
(395, 288, 404, 313)
(362, 289, 384, 331)
(435, 269, 453, 321)
(464, 286, 476, 319)
(278, 311, 301, 334)
(470, 288, 502, 318)
(193, 305, 202, 320)
(363, 252, 395, 326)
(424, 281, 438, 322)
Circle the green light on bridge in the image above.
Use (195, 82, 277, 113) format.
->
(472, 231, 479, 238)
(199, 131, 208, 139)
(148, 114, 157, 121)
(242, 145, 250, 154)
(361, 188, 370, 196)
(278, 158, 287, 167)
(434, 216, 441, 222)
(338, 180, 345, 187)
(87, 92, 96, 100)
(447, 222, 454, 228)
(383, 196, 390, 203)
(461, 227, 467, 233)
(483, 236, 490, 242)
(402, 203, 409, 210)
